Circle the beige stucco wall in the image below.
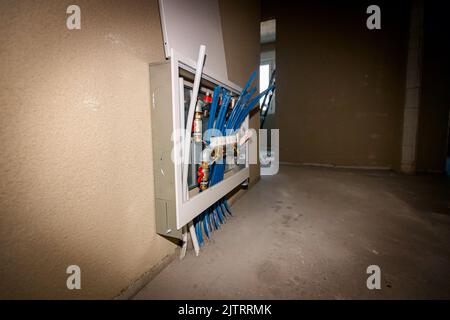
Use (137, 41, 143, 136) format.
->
(0, 0, 260, 299)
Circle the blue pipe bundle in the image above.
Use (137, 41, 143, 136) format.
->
(194, 71, 275, 245)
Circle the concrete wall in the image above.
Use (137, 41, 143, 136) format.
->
(416, 3, 450, 172)
(264, 1, 410, 169)
(0, 0, 260, 299)
(399, 0, 423, 174)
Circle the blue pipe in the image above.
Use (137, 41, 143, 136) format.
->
(226, 87, 256, 130)
(193, 72, 274, 245)
(233, 85, 275, 130)
(205, 86, 222, 144)
(197, 90, 231, 240)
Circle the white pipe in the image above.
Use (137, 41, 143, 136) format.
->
(188, 221, 200, 256)
(179, 77, 188, 200)
(201, 146, 213, 165)
(180, 225, 188, 259)
(182, 45, 206, 202)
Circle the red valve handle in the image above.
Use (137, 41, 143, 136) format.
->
(197, 166, 204, 184)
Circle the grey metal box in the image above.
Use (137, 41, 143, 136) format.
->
(149, 61, 182, 240)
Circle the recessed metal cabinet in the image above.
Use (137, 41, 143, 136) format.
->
(149, 53, 249, 240)
(150, 61, 181, 239)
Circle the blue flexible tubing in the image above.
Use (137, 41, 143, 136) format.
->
(205, 91, 231, 227)
(215, 86, 276, 218)
(227, 87, 256, 129)
(196, 89, 231, 241)
(194, 72, 274, 243)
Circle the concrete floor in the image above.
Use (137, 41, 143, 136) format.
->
(134, 165, 450, 299)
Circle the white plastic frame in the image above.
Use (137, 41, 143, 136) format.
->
(170, 49, 250, 229)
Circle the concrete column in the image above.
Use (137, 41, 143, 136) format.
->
(401, 0, 424, 173)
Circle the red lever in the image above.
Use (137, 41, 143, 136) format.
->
(197, 166, 204, 184)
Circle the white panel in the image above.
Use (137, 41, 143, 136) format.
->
(178, 168, 249, 228)
(159, 0, 228, 82)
